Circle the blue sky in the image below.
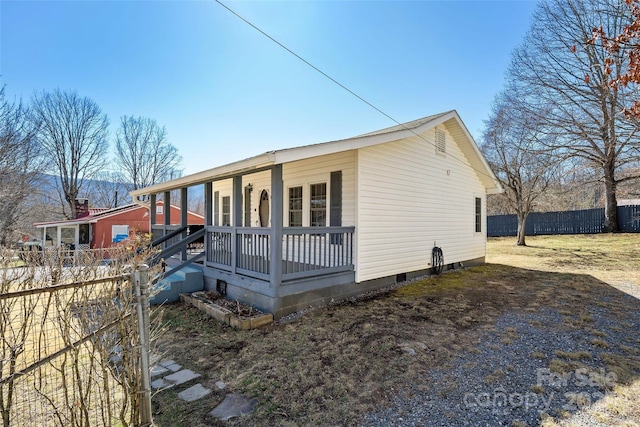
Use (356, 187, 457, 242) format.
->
(1, 0, 537, 176)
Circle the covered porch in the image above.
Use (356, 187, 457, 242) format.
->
(37, 222, 92, 250)
(142, 163, 356, 316)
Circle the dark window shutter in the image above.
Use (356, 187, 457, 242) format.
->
(330, 171, 342, 244)
(244, 187, 252, 227)
(214, 191, 220, 226)
(330, 171, 342, 226)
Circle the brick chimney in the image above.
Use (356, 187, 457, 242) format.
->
(75, 198, 89, 219)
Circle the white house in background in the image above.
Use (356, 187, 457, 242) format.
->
(131, 110, 503, 318)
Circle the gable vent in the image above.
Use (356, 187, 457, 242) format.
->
(436, 129, 446, 154)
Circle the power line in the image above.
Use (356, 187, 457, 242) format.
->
(214, 0, 497, 182)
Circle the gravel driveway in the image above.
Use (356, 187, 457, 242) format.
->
(361, 292, 640, 427)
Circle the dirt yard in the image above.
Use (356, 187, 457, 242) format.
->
(153, 234, 640, 426)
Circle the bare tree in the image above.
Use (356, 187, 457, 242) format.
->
(482, 91, 560, 246)
(89, 171, 131, 208)
(591, 0, 640, 118)
(30, 89, 109, 219)
(0, 87, 45, 246)
(536, 159, 604, 211)
(509, 0, 640, 232)
(114, 116, 181, 195)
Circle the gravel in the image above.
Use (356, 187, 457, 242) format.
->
(360, 299, 640, 427)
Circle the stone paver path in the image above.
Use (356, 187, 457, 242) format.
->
(151, 358, 257, 421)
(151, 369, 201, 389)
(159, 360, 182, 372)
(150, 365, 169, 377)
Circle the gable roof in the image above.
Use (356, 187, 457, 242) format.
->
(130, 110, 502, 196)
(34, 204, 146, 228)
(355, 111, 451, 138)
(34, 201, 205, 228)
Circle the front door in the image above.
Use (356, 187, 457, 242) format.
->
(259, 190, 269, 227)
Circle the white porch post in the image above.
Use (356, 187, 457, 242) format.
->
(270, 164, 283, 287)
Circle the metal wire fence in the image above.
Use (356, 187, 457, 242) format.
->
(0, 246, 157, 427)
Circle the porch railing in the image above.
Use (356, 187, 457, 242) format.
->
(282, 227, 354, 280)
(205, 226, 354, 282)
(206, 228, 234, 269)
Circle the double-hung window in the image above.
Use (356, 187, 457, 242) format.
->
(288, 186, 303, 227)
(310, 183, 327, 227)
(222, 196, 231, 226)
(475, 197, 482, 233)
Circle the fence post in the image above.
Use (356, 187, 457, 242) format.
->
(134, 264, 153, 426)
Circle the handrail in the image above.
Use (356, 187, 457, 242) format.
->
(150, 226, 188, 248)
(284, 226, 355, 235)
(150, 228, 205, 265)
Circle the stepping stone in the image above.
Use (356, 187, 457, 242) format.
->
(178, 384, 211, 402)
(159, 360, 182, 372)
(164, 369, 201, 386)
(151, 378, 172, 390)
(165, 363, 182, 372)
(208, 393, 258, 421)
(150, 365, 169, 378)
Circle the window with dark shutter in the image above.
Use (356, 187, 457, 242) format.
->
(475, 197, 482, 233)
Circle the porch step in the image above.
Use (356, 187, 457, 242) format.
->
(151, 265, 204, 305)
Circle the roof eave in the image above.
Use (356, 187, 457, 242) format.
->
(130, 153, 274, 197)
(129, 110, 502, 195)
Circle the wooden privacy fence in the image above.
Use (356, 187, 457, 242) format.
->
(487, 205, 640, 237)
(0, 258, 153, 427)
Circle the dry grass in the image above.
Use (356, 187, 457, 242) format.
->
(591, 339, 611, 349)
(486, 234, 640, 298)
(551, 379, 640, 427)
(530, 384, 545, 394)
(153, 234, 640, 426)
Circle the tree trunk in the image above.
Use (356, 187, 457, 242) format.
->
(516, 213, 528, 246)
(603, 164, 618, 233)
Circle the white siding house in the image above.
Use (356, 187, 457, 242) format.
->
(131, 110, 502, 318)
